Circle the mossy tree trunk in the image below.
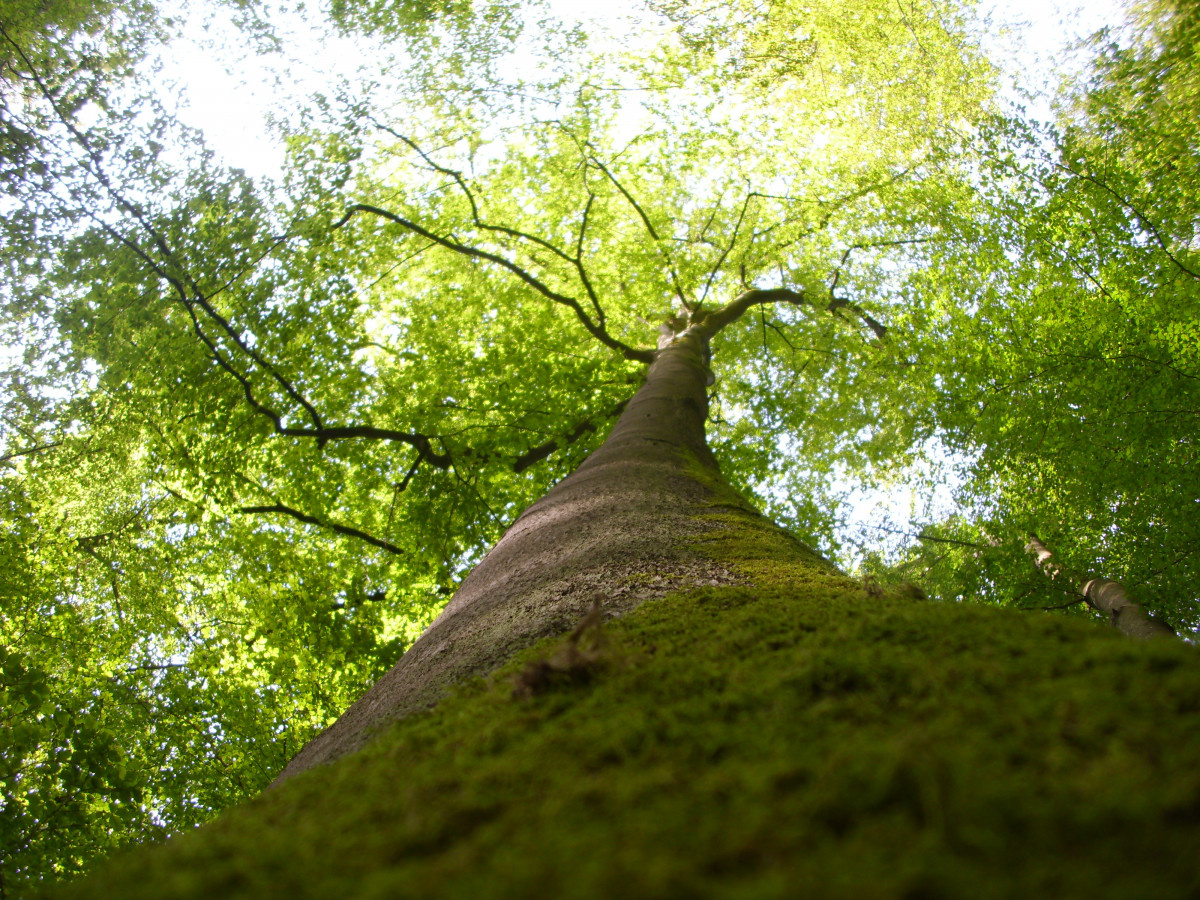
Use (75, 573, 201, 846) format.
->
(276, 297, 825, 782)
(55, 301, 1200, 900)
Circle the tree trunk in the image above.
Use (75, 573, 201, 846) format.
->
(1025, 534, 1175, 638)
(274, 325, 826, 782)
(56, 324, 1200, 900)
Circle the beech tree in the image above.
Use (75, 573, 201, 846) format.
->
(884, 0, 1200, 630)
(3, 0, 1199, 896)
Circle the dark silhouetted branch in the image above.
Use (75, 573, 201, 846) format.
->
(511, 400, 628, 473)
(239, 503, 404, 555)
(336, 204, 655, 364)
(1056, 161, 1200, 282)
(0, 440, 61, 463)
(586, 153, 692, 313)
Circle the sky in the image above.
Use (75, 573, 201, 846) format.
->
(161, 0, 1127, 180)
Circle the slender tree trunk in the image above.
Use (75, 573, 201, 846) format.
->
(275, 326, 821, 782)
(1026, 534, 1175, 638)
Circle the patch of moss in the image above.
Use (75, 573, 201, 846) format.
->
(51, 573, 1200, 900)
(677, 445, 840, 584)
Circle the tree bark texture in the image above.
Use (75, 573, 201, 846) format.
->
(274, 328, 813, 782)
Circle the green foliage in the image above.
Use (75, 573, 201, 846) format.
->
(882, 1, 1200, 629)
(5, 0, 1200, 891)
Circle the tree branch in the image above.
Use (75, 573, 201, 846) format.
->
(238, 503, 404, 555)
(0, 441, 61, 463)
(826, 239, 931, 339)
(694, 284, 890, 344)
(1056, 160, 1200, 282)
(511, 400, 628, 473)
(866, 524, 988, 549)
(336, 204, 655, 364)
(699, 192, 753, 305)
(1016, 598, 1087, 612)
(375, 122, 584, 268)
(585, 153, 692, 313)
(694, 288, 810, 338)
(15, 42, 351, 444)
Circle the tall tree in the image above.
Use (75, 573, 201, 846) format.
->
(4, 0, 1198, 895)
(49, 269, 1200, 900)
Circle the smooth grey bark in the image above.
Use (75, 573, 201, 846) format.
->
(1026, 534, 1175, 638)
(273, 288, 851, 783)
(273, 323, 776, 783)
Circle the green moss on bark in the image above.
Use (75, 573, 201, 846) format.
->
(50, 565, 1200, 900)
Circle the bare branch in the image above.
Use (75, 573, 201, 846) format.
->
(827, 238, 932, 339)
(13, 38, 332, 434)
(699, 192, 753, 305)
(0, 441, 61, 464)
(238, 503, 405, 555)
(586, 153, 692, 312)
(338, 203, 655, 364)
(866, 523, 988, 549)
(574, 190, 606, 326)
(375, 122, 580, 266)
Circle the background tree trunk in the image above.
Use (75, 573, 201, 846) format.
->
(1026, 535, 1176, 638)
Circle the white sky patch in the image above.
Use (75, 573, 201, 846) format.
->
(157, 0, 1132, 181)
(159, 50, 284, 177)
(976, 0, 1127, 120)
(155, 1, 381, 179)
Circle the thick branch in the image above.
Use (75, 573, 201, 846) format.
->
(695, 285, 889, 343)
(283, 425, 450, 466)
(694, 288, 809, 339)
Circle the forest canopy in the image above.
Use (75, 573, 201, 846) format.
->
(2, 0, 1197, 892)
